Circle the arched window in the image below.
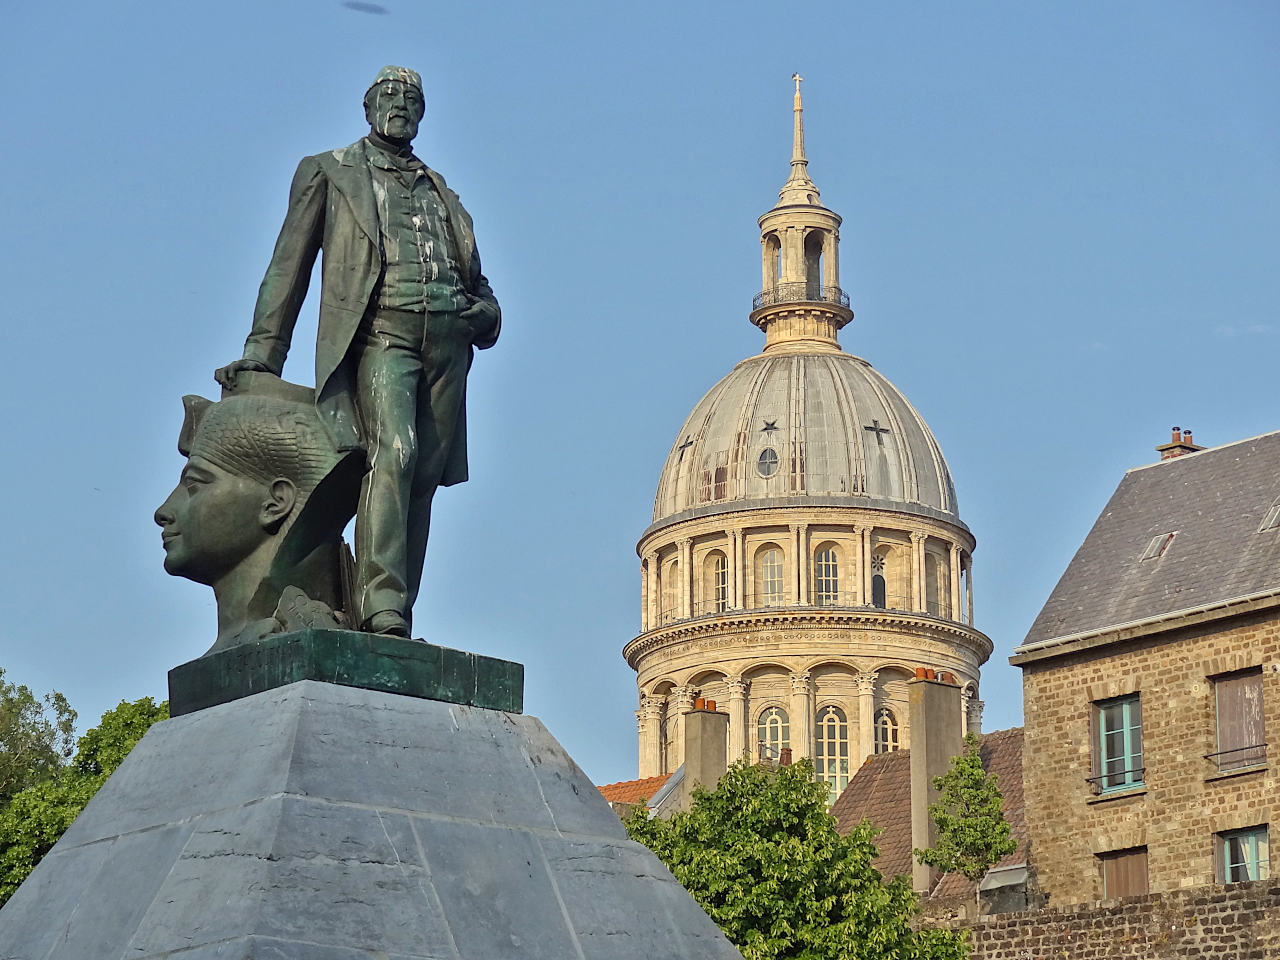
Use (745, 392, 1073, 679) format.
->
(707, 551, 728, 613)
(874, 707, 899, 754)
(815, 546, 839, 605)
(804, 230, 824, 300)
(757, 706, 790, 760)
(758, 546, 784, 607)
(814, 705, 850, 803)
(871, 553, 887, 609)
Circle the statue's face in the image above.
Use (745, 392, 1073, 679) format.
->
(366, 80, 424, 143)
(154, 455, 273, 585)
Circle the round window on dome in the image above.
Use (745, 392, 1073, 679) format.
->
(757, 448, 779, 477)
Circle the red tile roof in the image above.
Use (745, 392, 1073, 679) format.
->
(830, 727, 1027, 900)
(598, 774, 671, 805)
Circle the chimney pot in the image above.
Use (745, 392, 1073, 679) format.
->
(914, 666, 928, 680)
(1184, 428, 1193, 444)
(779, 747, 793, 766)
(694, 697, 706, 711)
(924, 668, 936, 681)
(706, 699, 716, 712)
(1172, 426, 1182, 443)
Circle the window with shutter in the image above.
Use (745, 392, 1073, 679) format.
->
(1092, 694, 1144, 792)
(1212, 669, 1266, 772)
(1217, 825, 1270, 883)
(1098, 847, 1148, 898)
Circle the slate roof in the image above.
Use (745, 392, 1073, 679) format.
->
(598, 774, 671, 806)
(829, 727, 1027, 900)
(1020, 431, 1280, 651)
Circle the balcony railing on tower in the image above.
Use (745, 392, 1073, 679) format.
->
(753, 282, 850, 311)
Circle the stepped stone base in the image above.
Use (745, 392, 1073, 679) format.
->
(0, 680, 742, 959)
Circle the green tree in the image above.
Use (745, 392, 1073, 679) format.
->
(0, 668, 76, 806)
(0, 697, 168, 906)
(625, 759, 967, 960)
(914, 733, 1017, 883)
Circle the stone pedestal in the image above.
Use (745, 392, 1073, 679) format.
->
(0, 673, 742, 958)
(167, 628, 524, 716)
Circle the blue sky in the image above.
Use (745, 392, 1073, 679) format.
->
(1, 2, 1276, 786)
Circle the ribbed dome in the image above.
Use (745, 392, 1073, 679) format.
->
(652, 351, 960, 526)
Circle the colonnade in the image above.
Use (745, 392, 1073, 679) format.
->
(640, 524, 973, 632)
(636, 668, 985, 780)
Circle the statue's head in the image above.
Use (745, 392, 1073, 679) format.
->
(363, 65, 424, 144)
(155, 385, 343, 587)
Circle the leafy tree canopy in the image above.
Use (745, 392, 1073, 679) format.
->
(625, 759, 968, 960)
(914, 733, 1017, 883)
(0, 667, 76, 807)
(0, 697, 168, 906)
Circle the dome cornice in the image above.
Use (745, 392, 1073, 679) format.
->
(622, 607, 994, 670)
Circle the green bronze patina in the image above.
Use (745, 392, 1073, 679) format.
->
(213, 65, 501, 641)
(168, 628, 523, 717)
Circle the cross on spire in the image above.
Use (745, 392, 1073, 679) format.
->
(677, 435, 694, 461)
(791, 73, 806, 167)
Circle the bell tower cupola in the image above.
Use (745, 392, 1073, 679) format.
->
(752, 75, 853, 354)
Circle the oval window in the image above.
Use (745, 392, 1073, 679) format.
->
(757, 448, 779, 477)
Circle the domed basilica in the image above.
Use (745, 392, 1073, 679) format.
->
(623, 80, 991, 802)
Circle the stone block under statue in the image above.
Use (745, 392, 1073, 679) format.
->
(0, 678, 744, 958)
(168, 626, 524, 716)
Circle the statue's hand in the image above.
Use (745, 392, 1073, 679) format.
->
(214, 359, 270, 391)
(460, 300, 500, 342)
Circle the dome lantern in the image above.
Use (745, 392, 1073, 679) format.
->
(753, 76, 852, 354)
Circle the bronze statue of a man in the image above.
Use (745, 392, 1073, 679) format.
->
(216, 66, 501, 639)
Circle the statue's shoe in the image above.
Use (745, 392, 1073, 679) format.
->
(363, 610, 411, 638)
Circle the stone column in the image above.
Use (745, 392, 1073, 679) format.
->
(638, 695, 665, 778)
(725, 677, 749, 762)
(823, 230, 838, 289)
(680, 538, 693, 619)
(789, 671, 813, 760)
(910, 532, 925, 611)
(646, 551, 660, 627)
(639, 561, 648, 633)
(948, 543, 962, 622)
(960, 689, 971, 736)
(855, 671, 876, 762)
(851, 526, 866, 605)
(671, 684, 696, 770)
(760, 236, 772, 291)
(794, 523, 809, 605)
(965, 555, 974, 626)
(968, 698, 984, 735)
(783, 226, 801, 283)
(861, 527, 874, 605)
(737, 529, 747, 604)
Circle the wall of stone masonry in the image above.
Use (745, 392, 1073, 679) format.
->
(1019, 606, 1279, 905)
(947, 880, 1280, 960)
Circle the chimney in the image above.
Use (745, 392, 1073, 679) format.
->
(679, 703, 729, 811)
(909, 672, 963, 894)
(1155, 425, 1205, 461)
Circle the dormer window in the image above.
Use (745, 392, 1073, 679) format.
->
(1140, 532, 1175, 561)
(1259, 497, 1280, 532)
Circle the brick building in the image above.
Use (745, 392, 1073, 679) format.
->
(1012, 429, 1279, 906)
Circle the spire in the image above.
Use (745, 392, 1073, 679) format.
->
(777, 73, 821, 207)
(754, 76, 850, 352)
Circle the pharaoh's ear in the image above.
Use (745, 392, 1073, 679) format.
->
(261, 478, 298, 533)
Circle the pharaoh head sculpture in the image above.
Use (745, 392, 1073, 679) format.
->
(155, 373, 361, 653)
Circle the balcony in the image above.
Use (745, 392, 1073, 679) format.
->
(753, 282, 850, 311)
